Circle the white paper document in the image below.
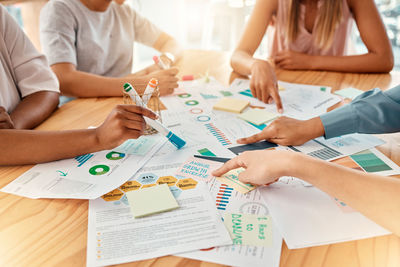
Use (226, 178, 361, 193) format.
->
(229, 79, 340, 120)
(87, 166, 232, 267)
(289, 134, 385, 161)
(260, 184, 390, 249)
(0, 135, 166, 199)
(178, 178, 283, 267)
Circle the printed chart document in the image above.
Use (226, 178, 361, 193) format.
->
(178, 178, 282, 267)
(87, 166, 232, 266)
(229, 79, 340, 120)
(289, 134, 385, 161)
(1, 135, 166, 199)
(259, 148, 399, 249)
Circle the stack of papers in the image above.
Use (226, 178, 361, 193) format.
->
(2, 77, 396, 267)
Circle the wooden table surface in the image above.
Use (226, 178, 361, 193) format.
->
(1, 50, 400, 267)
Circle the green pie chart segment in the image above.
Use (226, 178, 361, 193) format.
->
(89, 165, 110, 175)
(106, 151, 125, 160)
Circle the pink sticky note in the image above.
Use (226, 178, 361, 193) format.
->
(182, 75, 194, 81)
(175, 156, 222, 182)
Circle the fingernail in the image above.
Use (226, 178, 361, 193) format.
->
(279, 108, 283, 114)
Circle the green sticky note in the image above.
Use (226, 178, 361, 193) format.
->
(216, 168, 257, 194)
(223, 213, 273, 247)
(126, 184, 179, 218)
(334, 87, 364, 100)
(237, 109, 278, 126)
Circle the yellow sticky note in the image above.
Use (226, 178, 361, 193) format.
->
(126, 184, 179, 218)
(216, 168, 257, 194)
(237, 109, 278, 126)
(213, 98, 250, 113)
(223, 213, 273, 247)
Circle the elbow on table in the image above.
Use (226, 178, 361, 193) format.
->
(53, 69, 81, 97)
(374, 51, 394, 73)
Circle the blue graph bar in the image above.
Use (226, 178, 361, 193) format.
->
(75, 153, 94, 167)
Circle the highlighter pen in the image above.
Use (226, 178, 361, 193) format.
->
(141, 78, 158, 105)
(123, 82, 186, 149)
(153, 55, 168, 69)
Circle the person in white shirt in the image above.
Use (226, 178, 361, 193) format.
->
(0, 5, 158, 166)
(0, 5, 59, 129)
(40, 0, 182, 98)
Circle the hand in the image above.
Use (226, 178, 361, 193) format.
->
(212, 150, 297, 185)
(160, 53, 174, 68)
(95, 105, 157, 150)
(274, 50, 312, 70)
(250, 60, 283, 113)
(144, 67, 179, 96)
(237, 116, 325, 146)
(0, 106, 14, 129)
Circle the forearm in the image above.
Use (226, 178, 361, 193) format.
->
(0, 129, 104, 165)
(231, 50, 259, 76)
(10, 91, 59, 129)
(320, 86, 400, 139)
(290, 153, 400, 236)
(57, 70, 128, 97)
(311, 52, 394, 73)
(153, 32, 183, 63)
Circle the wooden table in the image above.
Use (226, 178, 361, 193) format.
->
(1, 50, 400, 267)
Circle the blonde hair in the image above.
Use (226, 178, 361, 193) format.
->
(286, 0, 343, 50)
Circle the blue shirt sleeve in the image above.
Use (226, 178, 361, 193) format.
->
(320, 85, 400, 139)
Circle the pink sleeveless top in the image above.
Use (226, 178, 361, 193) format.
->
(270, 0, 353, 57)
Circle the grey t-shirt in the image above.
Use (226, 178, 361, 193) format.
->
(39, 0, 162, 77)
(0, 6, 59, 113)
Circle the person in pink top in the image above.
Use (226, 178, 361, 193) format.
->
(231, 0, 394, 112)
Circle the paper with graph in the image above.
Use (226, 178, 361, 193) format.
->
(289, 134, 385, 161)
(87, 166, 232, 267)
(229, 79, 341, 120)
(178, 177, 283, 267)
(0, 135, 166, 199)
(259, 147, 399, 249)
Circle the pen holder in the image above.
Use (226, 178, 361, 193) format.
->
(123, 86, 162, 135)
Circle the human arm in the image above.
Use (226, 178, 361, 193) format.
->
(238, 85, 400, 145)
(213, 150, 400, 236)
(9, 91, 59, 129)
(51, 63, 179, 97)
(2, 4, 59, 127)
(0, 105, 156, 165)
(230, 0, 282, 111)
(275, 0, 393, 72)
(0, 107, 14, 129)
(152, 32, 183, 65)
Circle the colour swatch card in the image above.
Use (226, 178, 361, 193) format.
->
(0, 135, 167, 199)
(178, 178, 283, 267)
(332, 148, 400, 176)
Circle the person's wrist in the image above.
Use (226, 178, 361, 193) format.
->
(284, 151, 302, 177)
(250, 59, 268, 73)
(305, 117, 325, 139)
(309, 55, 320, 70)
